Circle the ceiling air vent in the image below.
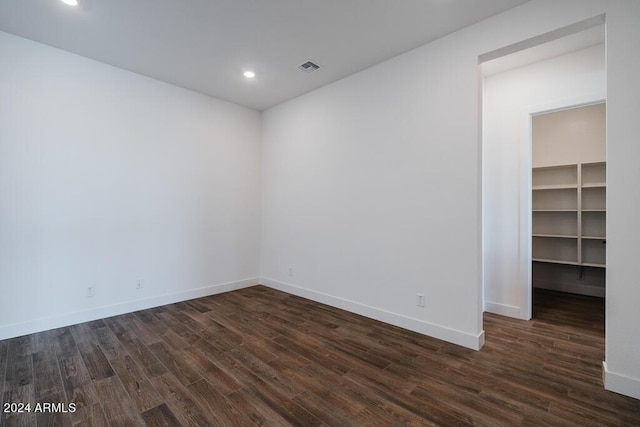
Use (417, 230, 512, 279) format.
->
(298, 61, 320, 73)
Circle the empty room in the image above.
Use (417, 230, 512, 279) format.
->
(1, 0, 639, 425)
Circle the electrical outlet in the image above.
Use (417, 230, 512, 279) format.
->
(136, 279, 143, 290)
(416, 293, 425, 308)
(87, 286, 95, 298)
(288, 267, 293, 277)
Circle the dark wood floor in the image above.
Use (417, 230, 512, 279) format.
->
(1, 286, 638, 426)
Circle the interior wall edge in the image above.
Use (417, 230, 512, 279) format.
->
(260, 277, 485, 351)
(603, 361, 640, 400)
(0, 277, 260, 341)
(484, 301, 522, 319)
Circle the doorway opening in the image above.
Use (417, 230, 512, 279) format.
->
(480, 19, 606, 322)
(530, 102, 606, 322)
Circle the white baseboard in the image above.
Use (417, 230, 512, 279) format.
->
(533, 279, 605, 298)
(260, 277, 485, 350)
(603, 361, 640, 400)
(0, 277, 259, 341)
(484, 301, 523, 319)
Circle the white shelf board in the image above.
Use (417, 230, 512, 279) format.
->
(532, 184, 578, 190)
(532, 164, 577, 171)
(532, 258, 579, 266)
(582, 262, 606, 268)
(532, 209, 577, 212)
(532, 234, 578, 239)
(582, 182, 606, 188)
(582, 209, 606, 212)
(582, 236, 606, 240)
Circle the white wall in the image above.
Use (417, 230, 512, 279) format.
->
(482, 44, 606, 319)
(604, 0, 640, 400)
(261, 30, 486, 349)
(260, 0, 640, 399)
(532, 103, 606, 167)
(0, 31, 262, 340)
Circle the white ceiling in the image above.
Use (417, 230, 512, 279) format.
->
(0, 0, 530, 110)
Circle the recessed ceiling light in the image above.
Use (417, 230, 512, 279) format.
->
(243, 71, 256, 79)
(60, 0, 79, 5)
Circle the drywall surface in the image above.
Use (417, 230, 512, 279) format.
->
(261, 29, 486, 349)
(0, 31, 262, 339)
(261, 0, 640, 398)
(604, 0, 640, 401)
(483, 45, 605, 319)
(533, 103, 606, 167)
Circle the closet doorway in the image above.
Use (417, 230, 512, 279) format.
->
(531, 103, 606, 319)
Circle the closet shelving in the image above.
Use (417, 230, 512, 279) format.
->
(532, 161, 606, 268)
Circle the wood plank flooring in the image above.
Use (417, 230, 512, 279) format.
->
(1, 286, 638, 426)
